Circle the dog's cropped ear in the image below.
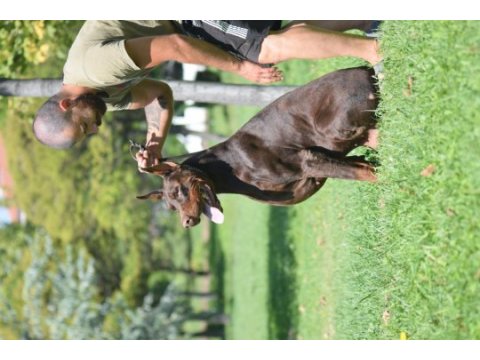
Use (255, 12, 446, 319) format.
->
(136, 190, 164, 201)
(200, 182, 222, 211)
(141, 161, 179, 176)
(199, 182, 224, 224)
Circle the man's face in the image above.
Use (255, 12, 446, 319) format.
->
(67, 93, 107, 143)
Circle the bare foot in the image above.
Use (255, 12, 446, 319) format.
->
(364, 129, 379, 149)
(368, 39, 383, 66)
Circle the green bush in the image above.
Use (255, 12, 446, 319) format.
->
(0, 230, 188, 339)
(0, 20, 82, 77)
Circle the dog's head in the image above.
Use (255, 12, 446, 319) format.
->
(137, 162, 224, 228)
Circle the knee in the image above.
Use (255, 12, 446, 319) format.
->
(258, 34, 284, 64)
(258, 25, 314, 64)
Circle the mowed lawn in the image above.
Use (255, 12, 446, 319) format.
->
(197, 21, 480, 339)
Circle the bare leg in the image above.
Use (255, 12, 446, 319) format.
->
(286, 20, 374, 32)
(258, 23, 382, 66)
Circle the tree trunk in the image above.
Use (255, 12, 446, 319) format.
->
(0, 78, 297, 107)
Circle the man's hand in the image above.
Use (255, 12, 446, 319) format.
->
(129, 80, 173, 173)
(238, 60, 284, 84)
(136, 142, 162, 172)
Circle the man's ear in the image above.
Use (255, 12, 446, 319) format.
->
(141, 161, 179, 176)
(59, 98, 73, 111)
(136, 190, 164, 201)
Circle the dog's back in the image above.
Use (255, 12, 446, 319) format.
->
(233, 66, 378, 153)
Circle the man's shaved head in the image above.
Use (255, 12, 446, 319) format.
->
(33, 93, 107, 149)
(33, 95, 76, 149)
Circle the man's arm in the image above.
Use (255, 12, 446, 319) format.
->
(129, 79, 173, 169)
(125, 34, 283, 84)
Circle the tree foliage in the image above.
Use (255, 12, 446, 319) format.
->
(0, 20, 82, 78)
(0, 20, 216, 339)
(0, 224, 34, 339)
(0, 114, 208, 336)
(0, 231, 187, 339)
(3, 95, 190, 307)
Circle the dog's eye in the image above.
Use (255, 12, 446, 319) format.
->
(180, 185, 189, 197)
(169, 187, 182, 199)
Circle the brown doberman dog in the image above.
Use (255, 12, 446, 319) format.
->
(138, 66, 379, 228)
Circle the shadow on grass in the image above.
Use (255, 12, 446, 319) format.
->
(268, 206, 298, 339)
(209, 225, 226, 314)
(194, 225, 228, 339)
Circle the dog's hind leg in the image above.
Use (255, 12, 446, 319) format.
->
(301, 149, 377, 182)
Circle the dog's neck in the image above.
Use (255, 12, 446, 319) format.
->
(184, 145, 258, 195)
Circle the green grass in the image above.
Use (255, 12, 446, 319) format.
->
(335, 20, 480, 339)
(194, 20, 480, 339)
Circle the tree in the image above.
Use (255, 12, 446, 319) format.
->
(0, 21, 231, 339)
(0, 230, 224, 339)
(0, 21, 82, 78)
(0, 78, 297, 107)
(13, 232, 189, 339)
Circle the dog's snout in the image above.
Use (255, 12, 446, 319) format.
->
(183, 216, 199, 228)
